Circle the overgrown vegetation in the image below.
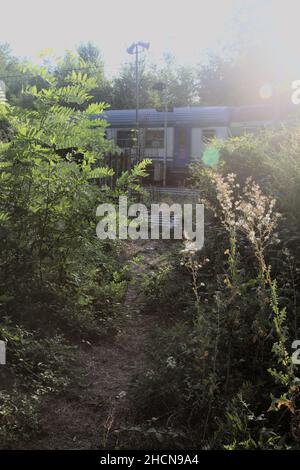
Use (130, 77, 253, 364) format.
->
(0, 64, 149, 447)
(1, 41, 300, 451)
(130, 128, 300, 449)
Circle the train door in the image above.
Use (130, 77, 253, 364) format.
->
(174, 127, 191, 168)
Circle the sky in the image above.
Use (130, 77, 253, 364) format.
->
(1, 0, 237, 73)
(2, 0, 300, 78)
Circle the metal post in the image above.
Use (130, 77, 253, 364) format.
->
(135, 45, 139, 162)
(127, 42, 150, 164)
(163, 89, 168, 187)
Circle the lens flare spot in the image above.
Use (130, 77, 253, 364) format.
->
(202, 147, 220, 167)
(259, 83, 273, 100)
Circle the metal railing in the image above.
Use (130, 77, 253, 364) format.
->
(145, 186, 200, 201)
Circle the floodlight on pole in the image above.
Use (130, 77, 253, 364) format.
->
(126, 44, 136, 55)
(137, 41, 150, 50)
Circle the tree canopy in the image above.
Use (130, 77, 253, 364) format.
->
(0, 39, 293, 111)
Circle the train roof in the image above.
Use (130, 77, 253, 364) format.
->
(91, 104, 296, 128)
(91, 106, 232, 128)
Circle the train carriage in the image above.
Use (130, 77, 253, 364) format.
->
(92, 104, 291, 185)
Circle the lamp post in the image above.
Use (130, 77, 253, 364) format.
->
(127, 42, 150, 162)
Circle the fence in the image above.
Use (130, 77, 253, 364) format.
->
(146, 186, 200, 203)
(98, 150, 133, 187)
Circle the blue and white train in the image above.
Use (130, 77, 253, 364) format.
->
(92, 104, 294, 182)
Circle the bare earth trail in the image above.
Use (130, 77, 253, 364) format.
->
(22, 240, 165, 450)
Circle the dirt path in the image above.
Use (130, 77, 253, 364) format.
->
(21, 240, 164, 450)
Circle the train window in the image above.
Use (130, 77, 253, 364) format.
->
(202, 129, 216, 144)
(145, 129, 164, 148)
(117, 130, 134, 148)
